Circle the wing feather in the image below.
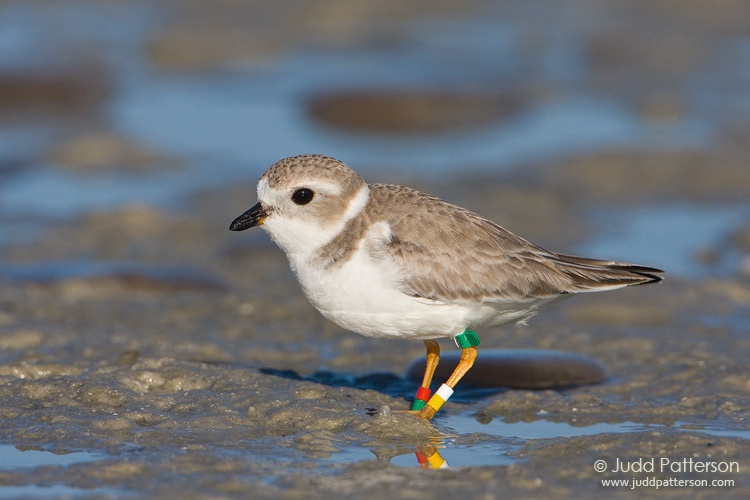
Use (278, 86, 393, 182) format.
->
(365, 184, 662, 303)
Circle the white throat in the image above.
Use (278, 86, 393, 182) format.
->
(262, 184, 370, 266)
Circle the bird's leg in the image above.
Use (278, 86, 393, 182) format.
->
(415, 444, 450, 468)
(417, 330, 480, 420)
(411, 340, 440, 411)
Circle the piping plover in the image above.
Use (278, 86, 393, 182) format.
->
(230, 155, 663, 420)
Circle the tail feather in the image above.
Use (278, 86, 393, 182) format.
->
(552, 253, 663, 292)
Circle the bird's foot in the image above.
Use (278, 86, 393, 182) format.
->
(416, 405, 436, 420)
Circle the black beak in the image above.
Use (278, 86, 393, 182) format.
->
(229, 202, 268, 231)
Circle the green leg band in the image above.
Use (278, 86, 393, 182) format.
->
(454, 329, 480, 348)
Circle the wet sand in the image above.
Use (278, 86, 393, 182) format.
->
(1, 0, 750, 498)
(1, 164, 749, 497)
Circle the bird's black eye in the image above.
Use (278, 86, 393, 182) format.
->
(291, 188, 315, 205)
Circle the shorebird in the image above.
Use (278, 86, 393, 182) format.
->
(230, 155, 663, 419)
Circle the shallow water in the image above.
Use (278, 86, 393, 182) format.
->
(0, 1, 733, 239)
(0, 446, 105, 469)
(0, 485, 124, 499)
(331, 416, 750, 469)
(0, 447, 122, 498)
(580, 202, 750, 278)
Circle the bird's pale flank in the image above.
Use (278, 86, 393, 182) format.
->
(230, 154, 663, 420)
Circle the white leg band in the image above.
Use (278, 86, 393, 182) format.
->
(435, 383, 454, 402)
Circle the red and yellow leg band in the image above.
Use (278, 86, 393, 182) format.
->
(425, 383, 454, 413)
(426, 448, 449, 469)
(411, 386, 432, 411)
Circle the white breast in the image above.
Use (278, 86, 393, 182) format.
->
(286, 220, 525, 339)
(293, 240, 461, 338)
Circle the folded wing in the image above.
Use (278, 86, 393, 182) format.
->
(368, 184, 663, 304)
